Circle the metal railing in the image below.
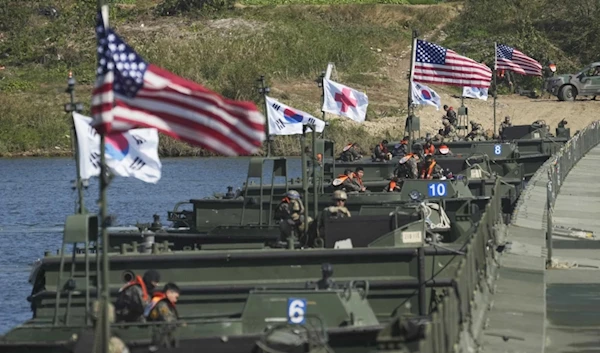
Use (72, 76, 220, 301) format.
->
(545, 121, 600, 265)
(414, 120, 600, 353)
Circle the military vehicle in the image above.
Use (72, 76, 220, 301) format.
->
(544, 62, 600, 101)
(1, 173, 506, 352)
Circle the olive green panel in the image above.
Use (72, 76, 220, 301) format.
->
(368, 221, 425, 248)
(240, 290, 378, 333)
(399, 180, 472, 200)
(63, 214, 98, 243)
(468, 142, 515, 158)
(272, 158, 288, 178)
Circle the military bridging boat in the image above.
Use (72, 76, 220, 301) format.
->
(0, 76, 573, 353)
(0, 5, 578, 353)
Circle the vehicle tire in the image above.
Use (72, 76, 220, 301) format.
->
(559, 85, 576, 101)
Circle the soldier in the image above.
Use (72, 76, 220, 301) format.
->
(383, 176, 402, 192)
(499, 116, 512, 136)
(84, 301, 130, 353)
(332, 169, 362, 193)
(395, 153, 420, 179)
(423, 136, 435, 155)
(322, 190, 351, 219)
(436, 119, 459, 142)
(443, 105, 458, 126)
(115, 269, 160, 323)
(392, 137, 409, 157)
(274, 190, 312, 235)
(466, 121, 486, 141)
(224, 186, 235, 199)
(144, 282, 180, 323)
(419, 155, 444, 180)
(339, 143, 362, 162)
(372, 139, 392, 161)
(353, 167, 367, 192)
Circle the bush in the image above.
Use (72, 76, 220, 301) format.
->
(155, 0, 236, 16)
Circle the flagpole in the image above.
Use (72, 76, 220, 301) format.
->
(319, 71, 326, 139)
(493, 42, 497, 137)
(97, 2, 111, 353)
(406, 30, 418, 149)
(258, 75, 271, 157)
(65, 72, 86, 214)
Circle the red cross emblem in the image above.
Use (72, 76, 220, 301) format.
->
(334, 87, 357, 113)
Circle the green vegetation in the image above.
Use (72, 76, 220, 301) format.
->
(0, 0, 446, 156)
(1, 0, 597, 157)
(444, 0, 600, 91)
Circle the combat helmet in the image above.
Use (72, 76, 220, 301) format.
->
(332, 190, 348, 201)
(286, 190, 300, 200)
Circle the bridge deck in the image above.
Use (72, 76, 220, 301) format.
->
(546, 145, 600, 353)
(481, 145, 600, 353)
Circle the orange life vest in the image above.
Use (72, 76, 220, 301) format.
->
(352, 173, 364, 187)
(143, 292, 177, 319)
(387, 180, 397, 191)
(424, 144, 435, 155)
(119, 275, 149, 302)
(420, 161, 437, 180)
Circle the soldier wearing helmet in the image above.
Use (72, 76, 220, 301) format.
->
(323, 190, 351, 219)
(275, 190, 313, 237)
(499, 116, 512, 136)
(419, 155, 444, 180)
(443, 105, 457, 126)
(275, 190, 304, 223)
(423, 135, 435, 155)
(466, 121, 486, 141)
(435, 119, 459, 142)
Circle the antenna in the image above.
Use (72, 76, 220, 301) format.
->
(64, 71, 86, 214)
(257, 75, 271, 156)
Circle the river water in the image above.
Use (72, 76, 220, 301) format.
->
(0, 157, 302, 335)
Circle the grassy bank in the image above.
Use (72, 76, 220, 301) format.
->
(0, 0, 448, 157)
(0, 0, 594, 157)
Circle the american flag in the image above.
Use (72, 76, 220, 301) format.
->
(413, 39, 492, 88)
(496, 44, 542, 76)
(91, 14, 265, 156)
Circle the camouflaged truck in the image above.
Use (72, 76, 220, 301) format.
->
(544, 62, 600, 101)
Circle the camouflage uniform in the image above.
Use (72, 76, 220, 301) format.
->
(445, 108, 458, 126)
(395, 155, 419, 179)
(115, 281, 149, 323)
(466, 122, 486, 141)
(341, 177, 362, 193)
(147, 300, 178, 323)
(420, 160, 444, 179)
(323, 205, 351, 219)
(340, 146, 361, 162)
(372, 141, 391, 161)
(321, 190, 351, 221)
(436, 119, 459, 142)
(392, 142, 408, 157)
(499, 116, 512, 135)
(274, 198, 304, 222)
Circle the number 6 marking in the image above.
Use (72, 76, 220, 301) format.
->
(288, 298, 306, 324)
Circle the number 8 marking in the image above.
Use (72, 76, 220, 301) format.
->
(494, 144, 502, 155)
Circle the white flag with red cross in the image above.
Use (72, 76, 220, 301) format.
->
(322, 78, 368, 123)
